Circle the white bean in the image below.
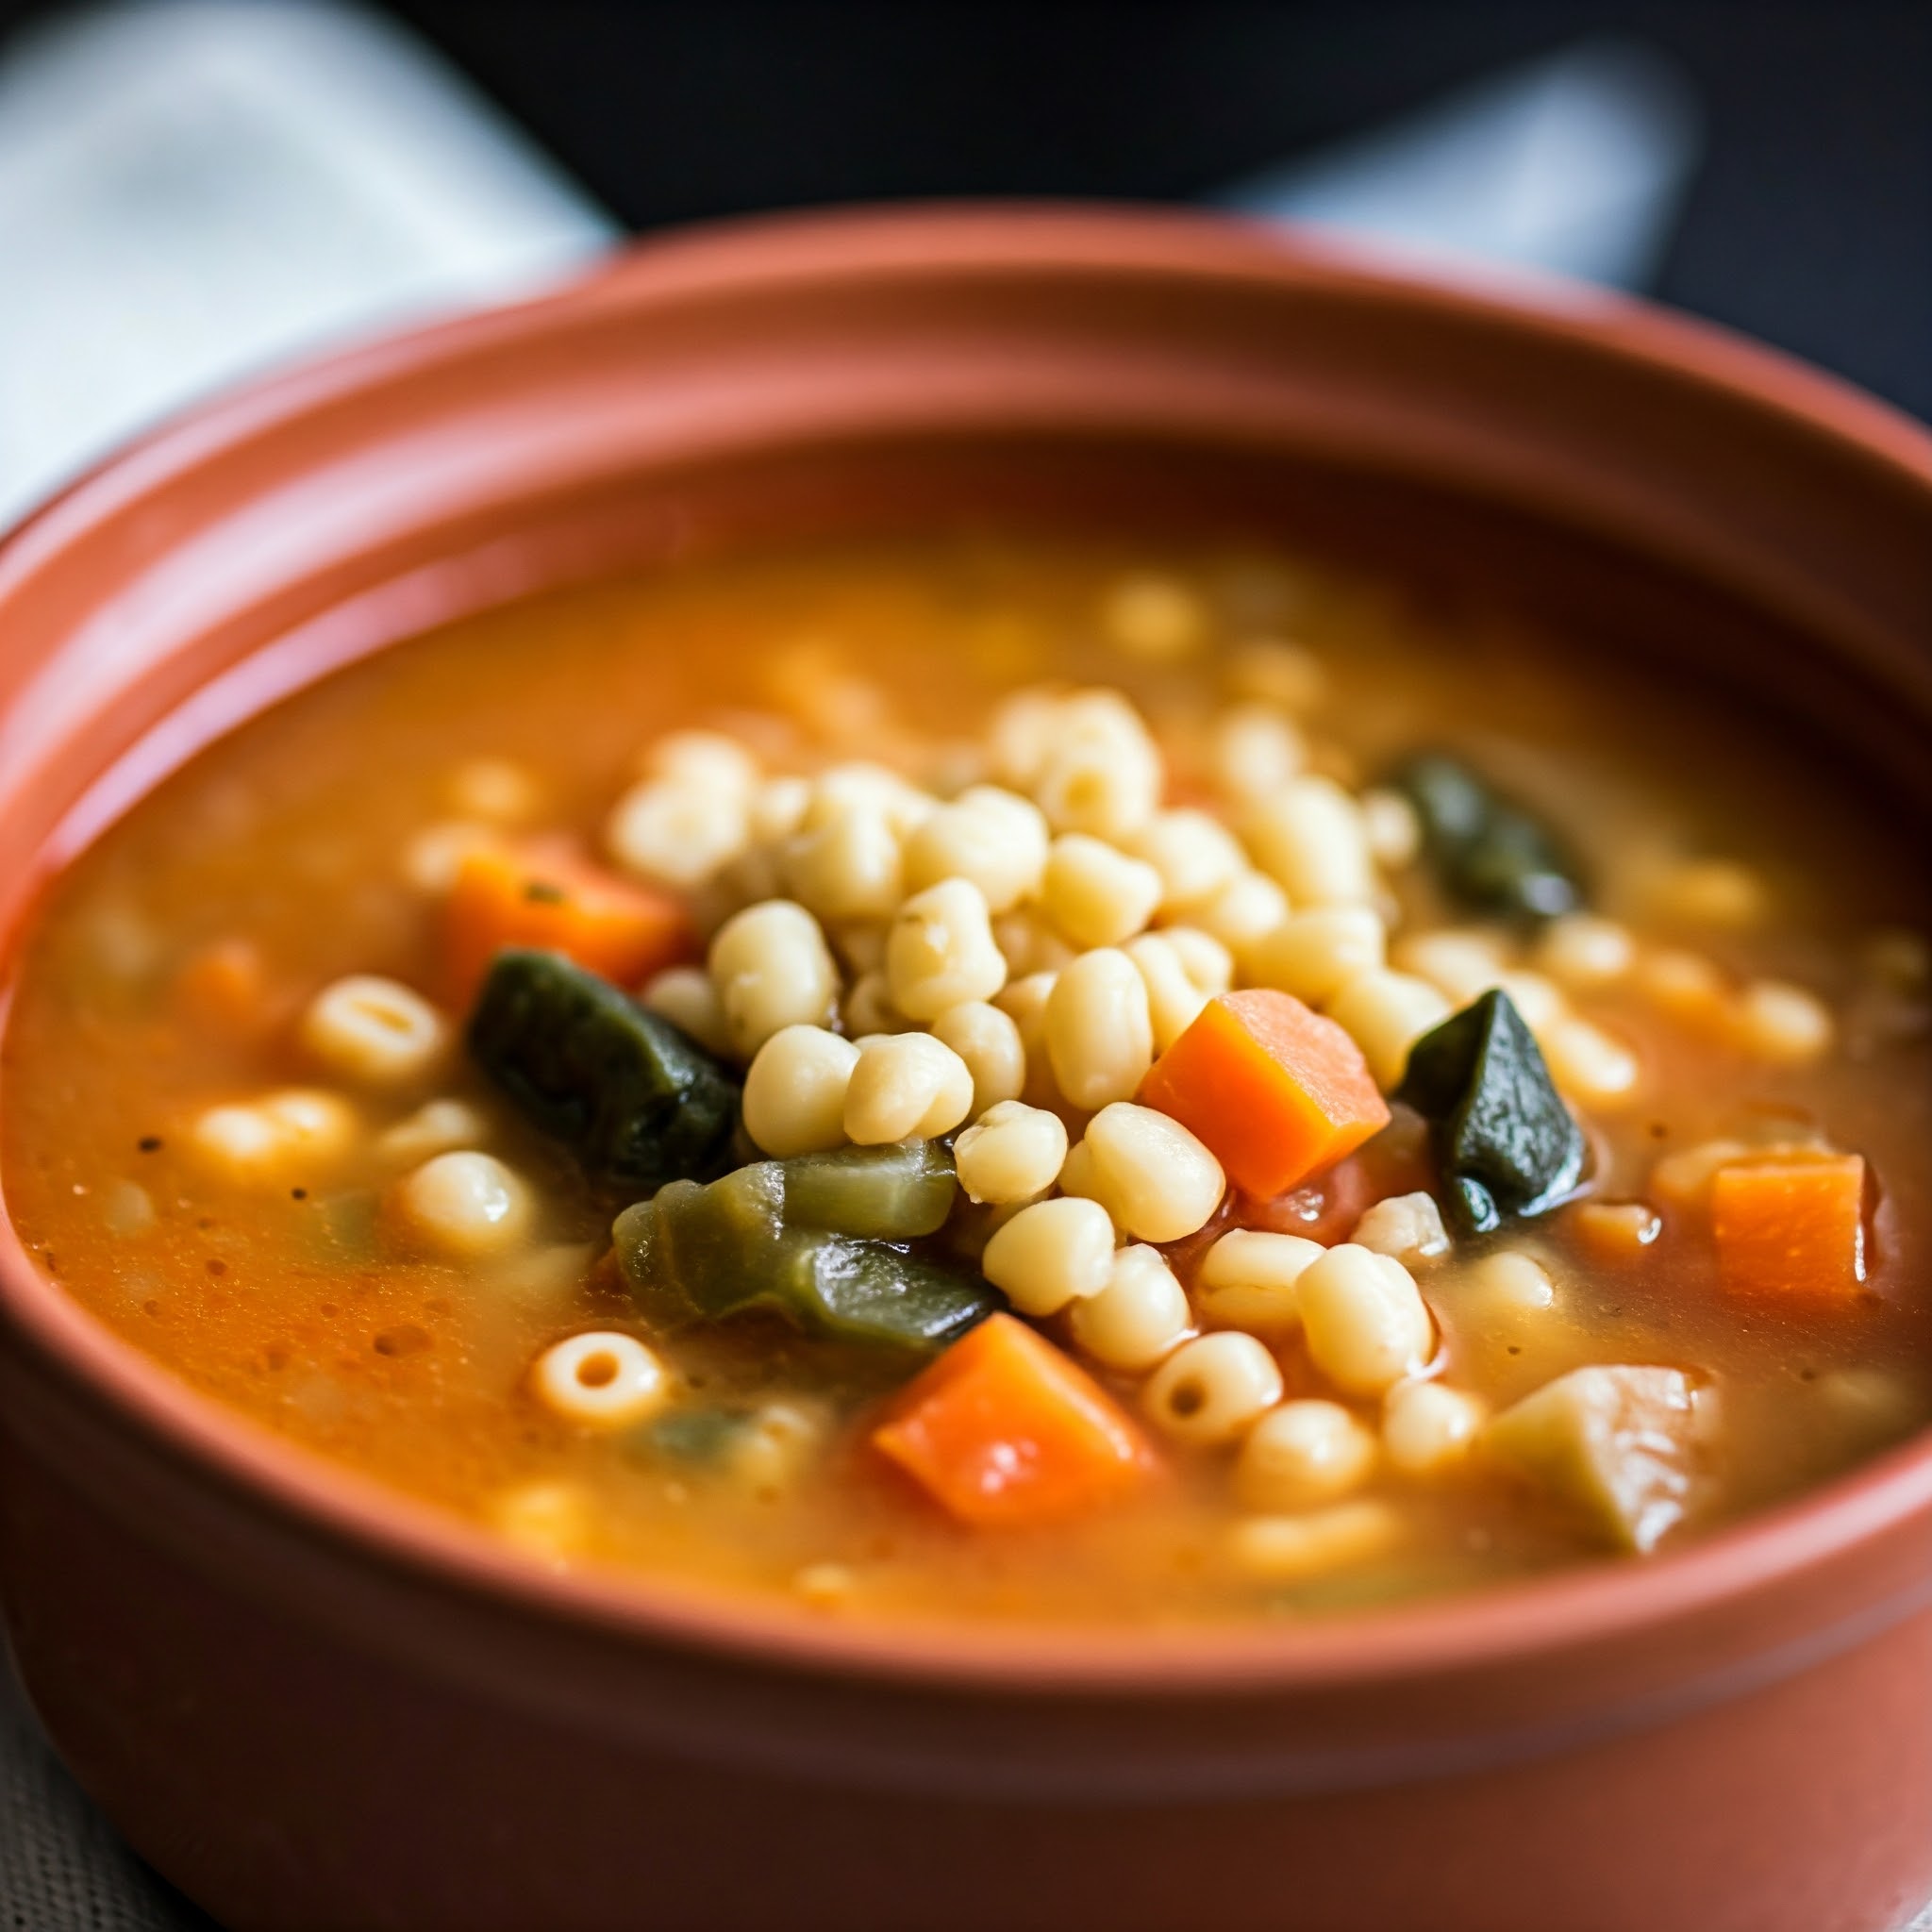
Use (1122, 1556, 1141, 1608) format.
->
(1534, 913, 1636, 990)
(642, 729, 760, 800)
(1734, 979, 1834, 1065)
(781, 804, 904, 922)
(986, 688, 1064, 791)
(842, 1033, 974, 1143)
(395, 1150, 532, 1257)
(376, 1097, 489, 1165)
(887, 877, 1008, 1020)
(953, 1100, 1068, 1205)
(1127, 809, 1245, 914)
(841, 971, 909, 1038)
(741, 1025, 859, 1157)
(900, 785, 1049, 912)
(709, 900, 840, 1058)
(1209, 704, 1305, 806)
(1226, 1501, 1403, 1580)
(1235, 1400, 1377, 1509)
(1324, 970, 1451, 1090)
(1244, 776, 1374, 905)
(1191, 870, 1291, 968)
(1394, 930, 1508, 1007)
(1042, 835, 1163, 950)
(641, 965, 733, 1056)
(607, 776, 750, 889)
(1350, 1191, 1450, 1266)
(1162, 925, 1234, 992)
(1124, 932, 1210, 1053)
(1541, 1016, 1641, 1108)
(1100, 573, 1208, 661)
(445, 757, 541, 824)
(1082, 1101, 1225, 1242)
(191, 1089, 357, 1187)
(980, 1195, 1118, 1315)
(1033, 724, 1162, 841)
(802, 763, 934, 839)
(930, 1000, 1026, 1114)
(1248, 907, 1386, 1007)
(1357, 788, 1421, 869)
(1070, 1244, 1193, 1371)
(1045, 948, 1155, 1109)
(1194, 1228, 1322, 1337)
(1382, 1380, 1485, 1474)
(1297, 1244, 1435, 1395)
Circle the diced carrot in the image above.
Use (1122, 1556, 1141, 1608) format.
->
(442, 841, 695, 1006)
(1710, 1153, 1868, 1304)
(174, 938, 275, 1037)
(872, 1314, 1156, 1527)
(1137, 990, 1391, 1201)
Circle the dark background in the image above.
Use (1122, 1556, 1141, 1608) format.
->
(1, 0, 1927, 420)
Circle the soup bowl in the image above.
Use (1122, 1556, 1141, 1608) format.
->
(1, 207, 1930, 1932)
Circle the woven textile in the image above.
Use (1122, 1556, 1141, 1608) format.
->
(1, 1648, 212, 1932)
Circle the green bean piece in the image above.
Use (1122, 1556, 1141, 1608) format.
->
(646, 1165, 787, 1319)
(1391, 752, 1585, 924)
(780, 1140, 958, 1241)
(1396, 989, 1585, 1236)
(768, 1233, 1000, 1350)
(613, 1158, 1000, 1351)
(468, 949, 741, 1196)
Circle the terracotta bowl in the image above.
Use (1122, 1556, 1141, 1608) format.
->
(3, 208, 1931, 1932)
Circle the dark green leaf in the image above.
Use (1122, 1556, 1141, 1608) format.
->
(467, 949, 741, 1197)
(1396, 989, 1585, 1235)
(1391, 753, 1584, 924)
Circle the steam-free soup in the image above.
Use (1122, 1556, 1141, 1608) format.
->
(5, 534, 1928, 1624)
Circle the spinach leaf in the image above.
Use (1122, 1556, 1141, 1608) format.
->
(1396, 989, 1585, 1235)
(468, 948, 741, 1197)
(1391, 752, 1585, 924)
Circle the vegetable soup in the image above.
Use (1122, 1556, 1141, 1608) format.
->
(5, 534, 1928, 1626)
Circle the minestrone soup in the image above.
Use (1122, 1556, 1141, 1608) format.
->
(5, 533, 1928, 1624)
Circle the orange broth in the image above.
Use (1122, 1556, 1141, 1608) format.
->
(4, 532, 1929, 1625)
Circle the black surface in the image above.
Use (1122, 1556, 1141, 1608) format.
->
(390, 2, 1932, 421)
(0, 1, 1924, 418)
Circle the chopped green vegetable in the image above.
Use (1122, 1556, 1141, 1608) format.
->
(1484, 1364, 1699, 1551)
(631, 1406, 752, 1466)
(1391, 752, 1585, 923)
(781, 1140, 958, 1240)
(468, 949, 740, 1196)
(1396, 989, 1585, 1236)
(613, 1155, 1000, 1352)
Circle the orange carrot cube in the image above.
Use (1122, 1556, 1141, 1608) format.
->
(1137, 990, 1391, 1201)
(1711, 1154, 1867, 1304)
(872, 1314, 1156, 1527)
(443, 841, 694, 1006)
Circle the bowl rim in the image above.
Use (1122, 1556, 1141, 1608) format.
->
(5, 200, 1932, 1699)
